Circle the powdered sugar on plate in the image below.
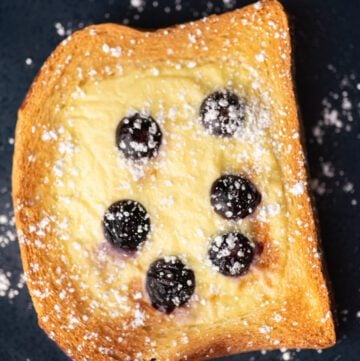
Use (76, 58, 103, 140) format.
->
(0, 193, 26, 300)
(309, 67, 359, 206)
(312, 69, 358, 145)
(54, 22, 73, 37)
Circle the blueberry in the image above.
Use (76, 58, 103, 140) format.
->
(146, 257, 195, 313)
(103, 200, 150, 251)
(200, 90, 246, 137)
(116, 113, 162, 161)
(210, 174, 261, 220)
(208, 232, 255, 276)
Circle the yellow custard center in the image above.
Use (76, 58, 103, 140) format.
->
(53, 63, 288, 323)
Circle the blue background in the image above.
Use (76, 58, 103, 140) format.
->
(0, 0, 359, 360)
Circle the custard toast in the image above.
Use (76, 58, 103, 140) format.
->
(13, 0, 335, 360)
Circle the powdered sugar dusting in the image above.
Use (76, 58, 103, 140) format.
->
(289, 182, 305, 196)
(0, 267, 26, 300)
(310, 68, 358, 206)
(130, 0, 143, 8)
(0, 270, 11, 296)
(281, 350, 292, 361)
(54, 22, 73, 37)
(312, 69, 358, 145)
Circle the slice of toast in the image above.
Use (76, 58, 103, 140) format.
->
(13, 0, 335, 360)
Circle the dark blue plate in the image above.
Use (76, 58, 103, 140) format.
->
(0, 1, 359, 360)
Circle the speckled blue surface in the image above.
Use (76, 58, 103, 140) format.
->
(0, 1, 359, 360)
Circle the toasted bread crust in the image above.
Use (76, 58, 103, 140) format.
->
(13, 1, 335, 360)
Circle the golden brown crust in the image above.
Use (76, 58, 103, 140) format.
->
(13, 0, 335, 360)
